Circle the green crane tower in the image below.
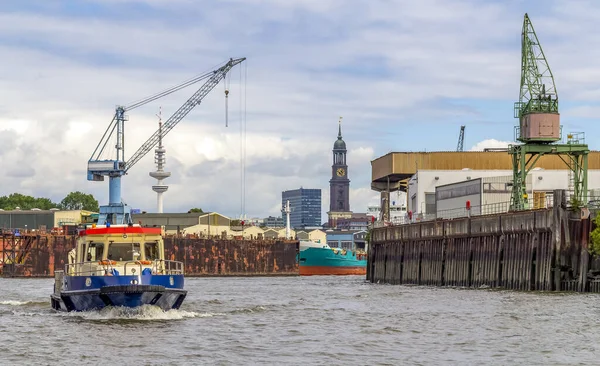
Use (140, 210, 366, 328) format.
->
(509, 13, 589, 211)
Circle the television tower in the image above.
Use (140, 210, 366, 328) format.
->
(149, 107, 171, 213)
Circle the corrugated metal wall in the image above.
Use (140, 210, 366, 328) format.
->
(1, 235, 299, 277)
(373, 151, 600, 182)
(0, 213, 55, 230)
(164, 237, 299, 276)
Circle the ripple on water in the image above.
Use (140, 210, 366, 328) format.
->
(0, 276, 599, 365)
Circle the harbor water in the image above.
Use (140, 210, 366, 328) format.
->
(1, 276, 600, 365)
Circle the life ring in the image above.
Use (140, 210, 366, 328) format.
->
(98, 260, 117, 266)
(136, 260, 152, 265)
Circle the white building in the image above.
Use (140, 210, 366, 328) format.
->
(407, 169, 600, 219)
(367, 191, 407, 222)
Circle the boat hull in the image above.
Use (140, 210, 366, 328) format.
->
(299, 265, 366, 276)
(52, 274, 187, 312)
(298, 241, 367, 276)
(51, 284, 187, 312)
(51, 224, 188, 312)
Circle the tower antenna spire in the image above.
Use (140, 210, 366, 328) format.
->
(149, 106, 171, 213)
(338, 116, 343, 138)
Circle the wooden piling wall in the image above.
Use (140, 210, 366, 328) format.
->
(0, 235, 299, 277)
(369, 190, 598, 293)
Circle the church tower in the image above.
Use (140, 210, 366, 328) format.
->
(327, 117, 352, 227)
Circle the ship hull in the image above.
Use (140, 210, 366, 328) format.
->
(298, 241, 367, 276)
(299, 265, 366, 276)
(51, 284, 187, 312)
(51, 274, 187, 312)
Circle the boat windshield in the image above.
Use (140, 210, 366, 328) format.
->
(86, 242, 104, 262)
(107, 242, 141, 262)
(144, 241, 159, 260)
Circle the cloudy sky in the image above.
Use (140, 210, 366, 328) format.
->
(1, 0, 600, 222)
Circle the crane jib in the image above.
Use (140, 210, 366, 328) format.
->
(87, 57, 246, 225)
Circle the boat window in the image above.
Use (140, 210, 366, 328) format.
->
(144, 241, 159, 260)
(107, 242, 141, 262)
(86, 242, 104, 262)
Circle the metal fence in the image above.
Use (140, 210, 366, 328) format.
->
(374, 195, 556, 227)
(372, 189, 600, 228)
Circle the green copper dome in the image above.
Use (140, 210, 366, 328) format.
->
(333, 122, 346, 150)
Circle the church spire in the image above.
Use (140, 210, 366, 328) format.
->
(333, 116, 346, 151)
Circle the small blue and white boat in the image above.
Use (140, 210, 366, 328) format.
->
(51, 224, 187, 312)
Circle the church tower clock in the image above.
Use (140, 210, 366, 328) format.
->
(327, 117, 352, 228)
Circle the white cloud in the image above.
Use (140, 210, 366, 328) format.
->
(469, 139, 513, 151)
(2, 0, 600, 222)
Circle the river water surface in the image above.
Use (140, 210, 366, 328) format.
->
(1, 276, 599, 365)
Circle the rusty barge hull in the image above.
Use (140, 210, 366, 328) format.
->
(0, 234, 299, 277)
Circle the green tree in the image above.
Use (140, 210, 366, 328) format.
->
(590, 214, 600, 256)
(188, 208, 204, 213)
(365, 228, 372, 244)
(60, 191, 99, 211)
(0, 193, 59, 210)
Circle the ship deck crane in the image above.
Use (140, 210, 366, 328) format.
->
(88, 57, 246, 225)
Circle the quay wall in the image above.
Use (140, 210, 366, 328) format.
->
(368, 190, 599, 292)
(0, 235, 299, 277)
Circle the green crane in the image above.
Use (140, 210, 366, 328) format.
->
(513, 13, 559, 126)
(509, 13, 589, 211)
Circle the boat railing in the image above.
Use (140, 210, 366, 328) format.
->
(153, 259, 184, 275)
(64, 261, 116, 276)
(63, 259, 184, 276)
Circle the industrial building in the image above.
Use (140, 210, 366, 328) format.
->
(0, 209, 96, 232)
(282, 188, 322, 229)
(336, 214, 371, 231)
(263, 216, 284, 228)
(370, 151, 600, 222)
(295, 229, 326, 243)
(133, 211, 232, 236)
(406, 169, 600, 221)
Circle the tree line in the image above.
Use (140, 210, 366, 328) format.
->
(0, 192, 99, 212)
(0, 193, 207, 214)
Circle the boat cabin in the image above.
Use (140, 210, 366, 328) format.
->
(67, 224, 171, 276)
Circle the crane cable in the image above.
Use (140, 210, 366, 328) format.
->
(239, 60, 248, 220)
(237, 61, 248, 220)
(243, 61, 247, 219)
(225, 68, 231, 127)
(125, 59, 229, 111)
(239, 62, 243, 219)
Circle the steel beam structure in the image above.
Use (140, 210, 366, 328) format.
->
(509, 142, 589, 211)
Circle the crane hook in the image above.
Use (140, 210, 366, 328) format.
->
(225, 89, 229, 127)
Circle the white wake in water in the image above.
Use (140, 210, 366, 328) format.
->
(68, 305, 224, 320)
(0, 300, 35, 306)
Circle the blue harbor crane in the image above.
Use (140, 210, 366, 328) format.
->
(88, 57, 246, 225)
